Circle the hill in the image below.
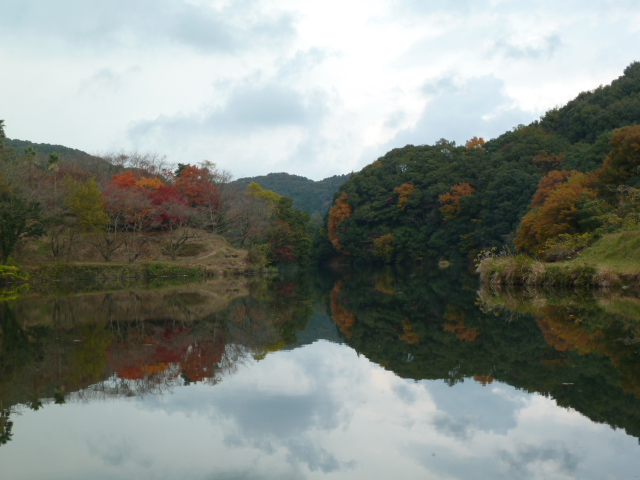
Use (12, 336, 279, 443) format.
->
(232, 172, 350, 216)
(322, 62, 640, 264)
(4, 137, 113, 175)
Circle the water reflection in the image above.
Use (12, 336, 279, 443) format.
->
(330, 266, 640, 441)
(1, 267, 640, 479)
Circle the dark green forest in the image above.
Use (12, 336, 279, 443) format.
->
(323, 62, 640, 264)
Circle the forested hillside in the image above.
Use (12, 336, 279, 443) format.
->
(232, 172, 349, 216)
(323, 62, 640, 263)
(0, 122, 312, 268)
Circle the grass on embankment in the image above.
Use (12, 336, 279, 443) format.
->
(576, 231, 640, 273)
(478, 231, 640, 288)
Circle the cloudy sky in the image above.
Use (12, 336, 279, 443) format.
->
(1, 0, 639, 180)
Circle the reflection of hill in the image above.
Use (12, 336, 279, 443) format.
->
(328, 267, 640, 440)
(16, 277, 252, 328)
(0, 275, 317, 429)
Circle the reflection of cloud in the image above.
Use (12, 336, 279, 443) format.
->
(141, 341, 356, 475)
(431, 413, 478, 440)
(211, 379, 353, 472)
(392, 382, 419, 404)
(86, 435, 151, 468)
(203, 469, 304, 480)
(498, 444, 580, 475)
(214, 391, 339, 439)
(426, 380, 520, 436)
(286, 441, 354, 473)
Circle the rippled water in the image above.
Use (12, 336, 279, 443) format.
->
(2, 266, 640, 479)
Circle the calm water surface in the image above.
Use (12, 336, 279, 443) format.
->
(2, 267, 640, 479)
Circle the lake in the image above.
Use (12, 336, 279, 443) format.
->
(1, 266, 640, 479)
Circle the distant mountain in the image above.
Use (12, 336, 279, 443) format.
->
(232, 172, 350, 216)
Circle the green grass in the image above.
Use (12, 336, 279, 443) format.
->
(575, 231, 640, 273)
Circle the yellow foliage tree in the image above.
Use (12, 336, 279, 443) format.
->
(247, 182, 281, 204)
(393, 183, 414, 210)
(465, 136, 485, 150)
(136, 176, 164, 191)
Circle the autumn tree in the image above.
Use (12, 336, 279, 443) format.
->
(515, 172, 597, 254)
(393, 183, 414, 210)
(328, 192, 352, 251)
(465, 136, 485, 150)
(173, 164, 222, 233)
(247, 182, 281, 204)
(439, 183, 475, 221)
(530, 170, 576, 208)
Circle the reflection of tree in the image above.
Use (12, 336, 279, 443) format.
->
(0, 407, 13, 446)
(443, 306, 479, 342)
(330, 266, 640, 440)
(0, 274, 314, 413)
(330, 280, 355, 338)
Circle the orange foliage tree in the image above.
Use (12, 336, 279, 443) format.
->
(328, 192, 352, 250)
(393, 183, 414, 210)
(439, 183, 475, 220)
(136, 176, 164, 191)
(465, 136, 485, 150)
(530, 170, 577, 208)
(515, 173, 597, 254)
(174, 165, 219, 209)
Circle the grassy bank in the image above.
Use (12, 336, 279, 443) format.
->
(477, 231, 640, 288)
